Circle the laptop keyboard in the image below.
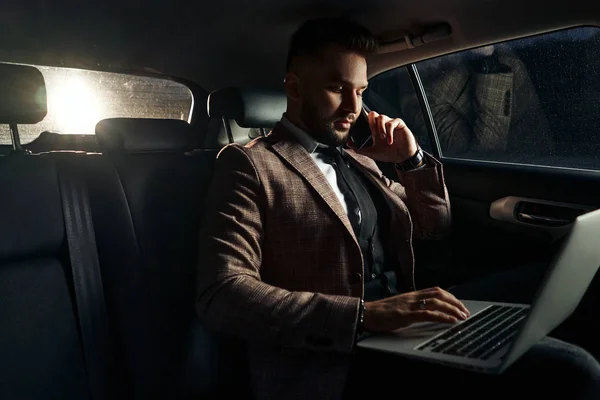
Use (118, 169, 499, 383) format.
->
(416, 305, 528, 360)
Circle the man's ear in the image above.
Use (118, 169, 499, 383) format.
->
(284, 72, 301, 102)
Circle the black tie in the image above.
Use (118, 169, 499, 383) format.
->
(315, 146, 362, 235)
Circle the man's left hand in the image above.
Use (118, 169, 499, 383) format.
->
(349, 111, 419, 164)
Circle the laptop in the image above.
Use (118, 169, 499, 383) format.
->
(356, 207, 600, 374)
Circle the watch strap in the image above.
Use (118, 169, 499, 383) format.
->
(395, 146, 424, 171)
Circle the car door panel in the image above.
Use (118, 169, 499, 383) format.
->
(442, 159, 600, 277)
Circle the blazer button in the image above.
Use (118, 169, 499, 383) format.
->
(350, 272, 362, 284)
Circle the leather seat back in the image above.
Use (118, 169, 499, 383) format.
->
(94, 117, 214, 399)
(0, 63, 91, 400)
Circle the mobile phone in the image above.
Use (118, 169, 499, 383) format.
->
(349, 104, 373, 150)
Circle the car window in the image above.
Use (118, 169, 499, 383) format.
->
(0, 65, 193, 145)
(363, 66, 432, 153)
(367, 26, 600, 170)
(412, 26, 600, 169)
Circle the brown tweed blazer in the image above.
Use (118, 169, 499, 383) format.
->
(196, 122, 451, 399)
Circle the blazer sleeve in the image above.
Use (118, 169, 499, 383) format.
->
(196, 144, 361, 353)
(390, 153, 452, 240)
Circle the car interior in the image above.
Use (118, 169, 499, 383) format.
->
(2, 1, 600, 399)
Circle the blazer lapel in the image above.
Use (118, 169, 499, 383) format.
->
(267, 124, 357, 243)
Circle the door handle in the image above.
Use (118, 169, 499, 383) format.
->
(517, 212, 571, 226)
(490, 197, 594, 238)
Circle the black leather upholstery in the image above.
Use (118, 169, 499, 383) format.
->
(207, 87, 286, 128)
(1, 76, 269, 398)
(203, 87, 285, 149)
(203, 118, 264, 149)
(87, 121, 217, 398)
(0, 156, 90, 400)
(0, 156, 64, 261)
(41, 140, 220, 399)
(96, 118, 193, 152)
(0, 65, 95, 399)
(0, 63, 47, 124)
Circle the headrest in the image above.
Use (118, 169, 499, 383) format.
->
(0, 63, 47, 124)
(25, 131, 99, 154)
(207, 87, 286, 128)
(96, 118, 193, 153)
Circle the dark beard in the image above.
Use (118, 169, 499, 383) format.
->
(300, 100, 350, 147)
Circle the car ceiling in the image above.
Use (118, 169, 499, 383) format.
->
(0, 0, 599, 94)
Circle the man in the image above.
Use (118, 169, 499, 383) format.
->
(196, 18, 600, 400)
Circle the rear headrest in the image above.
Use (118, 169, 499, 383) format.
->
(0, 63, 47, 124)
(207, 87, 286, 128)
(96, 118, 193, 153)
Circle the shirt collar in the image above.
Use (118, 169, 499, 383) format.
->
(280, 114, 328, 154)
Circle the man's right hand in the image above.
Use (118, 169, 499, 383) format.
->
(363, 287, 471, 333)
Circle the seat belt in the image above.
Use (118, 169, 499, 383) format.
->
(56, 159, 113, 400)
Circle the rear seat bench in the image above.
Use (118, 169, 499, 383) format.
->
(0, 61, 217, 399)
(0, 154, 93, 400)
(89, 118, 215, 399)
(83, 89, 287, 399)
(34, 122, 220, 399)
(1, 60, 287, 400)
(0, 64, 97, 400)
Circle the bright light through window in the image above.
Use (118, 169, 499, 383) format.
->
(0, 64, 193, 145)
(49, 74, 104, 135)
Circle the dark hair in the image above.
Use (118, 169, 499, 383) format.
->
(286, 18, 378, 71)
